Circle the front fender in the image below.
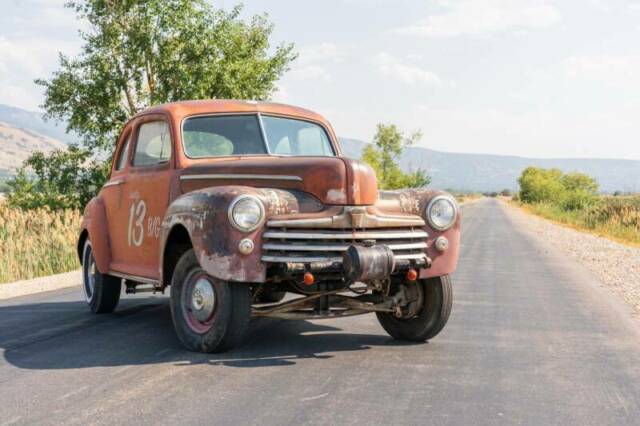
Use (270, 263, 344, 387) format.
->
(160, 186, 321, 283)
(378, 189, 461, 278)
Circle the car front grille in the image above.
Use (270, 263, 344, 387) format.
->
(261, 227, 428, 264)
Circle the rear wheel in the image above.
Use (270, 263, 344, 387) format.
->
(376, 275, 453, 342)
(82, 240, 121, 314)
(170, 249, 251, 353)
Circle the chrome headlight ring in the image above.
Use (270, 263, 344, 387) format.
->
(425, 195, 458, 231)
(228, 195, 265, 232)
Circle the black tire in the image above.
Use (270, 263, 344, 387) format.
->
(170, 249, 251, 353)
(255, 289, 287, 304)
(82, 240, 121, 314)
(376, 275, 453, 342)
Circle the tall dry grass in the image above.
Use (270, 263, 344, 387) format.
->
(523, 195, 640, 246)
(0, 203, 81, 284)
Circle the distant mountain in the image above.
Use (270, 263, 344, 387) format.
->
(0, 104, 76, 145)
(0, 104, 637, 192)
(340, 138, 640, 193)
(0, 122, 66, 171)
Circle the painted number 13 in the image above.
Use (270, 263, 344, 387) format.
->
(128, 200, 146, 247)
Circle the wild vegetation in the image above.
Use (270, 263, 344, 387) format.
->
(9, 0, 296, 211)
(516, 167, 640, 245)
(3, 0, 296, 281)
(361, 124, 430, 190)
(0, 203, 81, 283)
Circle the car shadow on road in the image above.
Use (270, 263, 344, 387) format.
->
(0, 297, 422, 370)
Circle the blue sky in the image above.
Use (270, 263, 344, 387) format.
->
(1, 0, 639, 160)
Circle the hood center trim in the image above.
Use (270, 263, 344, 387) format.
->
(180, 174, 303, 182)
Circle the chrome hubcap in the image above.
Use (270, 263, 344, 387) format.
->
(190, 278, 216, 322)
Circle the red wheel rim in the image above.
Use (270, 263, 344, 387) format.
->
(181, 269, 218, 334)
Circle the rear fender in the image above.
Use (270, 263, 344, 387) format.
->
(78, 197, 112, 274)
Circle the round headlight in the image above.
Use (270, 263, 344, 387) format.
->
(426, 196, 457, 231)
(228, 195, 265, 232)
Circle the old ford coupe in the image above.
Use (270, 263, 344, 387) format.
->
(78, 100, 460, 353)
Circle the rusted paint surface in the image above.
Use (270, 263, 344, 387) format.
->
(78, 100, 460, 288)
(178, 156, 350, 205)
(379, 189, 461, 278)
(342, 158, 378, 205)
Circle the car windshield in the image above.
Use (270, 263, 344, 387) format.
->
(182, 114, 335, 158)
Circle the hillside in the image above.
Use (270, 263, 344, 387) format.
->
(340, 138, 640, 193)
(0, 122, 66, 171)
(0, 104, 637, 193)
(0, 104, 75, 145)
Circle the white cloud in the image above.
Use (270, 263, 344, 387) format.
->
(0, 37, 48, 77)
(589, 0, 611, 12)
(298, 43, 351, 64)
(373, 53, 444, 86)
(0, 36, 79, 110)
(564, 54, 640, 87)
(406, 105, 640, 160)
(288, 65, 334, 83)
(287, 42, 352, 82)
(394, 0, 561, 37)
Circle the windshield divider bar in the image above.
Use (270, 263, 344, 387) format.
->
(256, 112, 272, 155)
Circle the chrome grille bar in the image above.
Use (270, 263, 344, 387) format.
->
(262, 230, 428, 240)
(262, 242, 427, 252)
(261, 252, 428, 264)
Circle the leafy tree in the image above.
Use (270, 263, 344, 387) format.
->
(518, 167, 565, 203)
(10, 0, 296, 210)
(361, 124, 431, 190)
(560, 172, 599, 194)
(7, 147, 108, 210)
(38, 0, 296, 154)
(517, 166, 599, 211)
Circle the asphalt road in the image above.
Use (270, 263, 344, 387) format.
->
(2, 199, 640, 426)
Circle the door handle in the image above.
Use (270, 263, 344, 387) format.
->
(103, 179, 124, 188)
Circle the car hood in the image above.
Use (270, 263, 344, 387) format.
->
(179, 156, 378, 205)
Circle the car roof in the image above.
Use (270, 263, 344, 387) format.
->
(135, 100, 328, 124)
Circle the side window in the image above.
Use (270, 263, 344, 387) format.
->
(115, 134, 132, 171)
(133, 121, 172, 166)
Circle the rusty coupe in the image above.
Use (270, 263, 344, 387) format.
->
(78, 100, 461, 353)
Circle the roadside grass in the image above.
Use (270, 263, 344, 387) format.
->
(0, 203, 81, 284)
(516, 196, 640, 247)
(454, 192, 482, 204)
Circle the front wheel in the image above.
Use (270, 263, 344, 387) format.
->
(170, 249, 251, 353)
(82, 240, 121, 314)
(376, 275, 453, 342)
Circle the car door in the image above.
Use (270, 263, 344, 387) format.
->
(102, 126, 134, 269)
(111, 115, 174, 280)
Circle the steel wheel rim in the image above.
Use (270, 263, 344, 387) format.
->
(182, 269, 218, 334)
(83, 244, 96, 303)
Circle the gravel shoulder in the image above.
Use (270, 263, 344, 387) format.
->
(0, 270, 81, 300)
(502, 200, 640, 315)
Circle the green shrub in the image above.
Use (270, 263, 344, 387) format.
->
(518, 167, 598, 210)
(560, 189, 597, 211)
(518, 167, 566, 203)
(7, 146, 109, 211)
